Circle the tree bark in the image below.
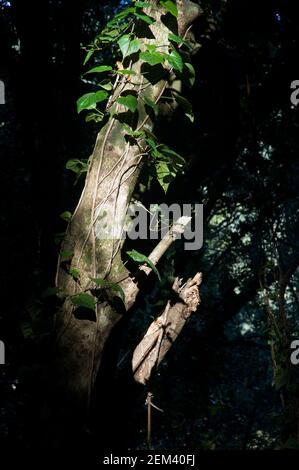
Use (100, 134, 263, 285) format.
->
(52, 0, 202, 424)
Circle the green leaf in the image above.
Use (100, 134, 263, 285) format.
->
(174, 94, 194, 122)
(158, 145, 185, 163)
(95, 90, 109, 102)
(123, 124, 145, 138)
(90, 278, 125, 302)
(100, 29, 119, 39)
(135, 1, 152, 7)
(160, 0, 178, 18)
(126, 249, 161, 281)
(77, 93, 96, 113)
(83, 49, 94, 65)
(69, 267, 80, 280)
(184, 62, 196, 87)
(168, 33, 186, 46)
(112, 6, 135, 22)
(66, 159, 88, 174)
(167, 49, 183, 72)
(77, 91, 108, 113)
(60, 251, 73, 261)
(153, 145, 185, 193)
(117, 94, 138, 113)
(98, 79, 113, 90)
(71, 293, 96, 311)
(140, 51, 165, 66)
(146, 44, 157, 53)
(85, 65, 113, 74)
(155, 161, 174, 193)
(60, 211, 72, 222)
(135, 12, 155, 24)
(118, 35, 141, 58)
(146, 136, 158, 151)
(85, 112, 104, 123)
(40, 287, 60, 299)
(21, 321, 35, 339)
(143, 96, 158, 111)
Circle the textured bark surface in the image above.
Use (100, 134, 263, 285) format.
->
(53, 0, 202, 419)
(132, 273, 202, 385)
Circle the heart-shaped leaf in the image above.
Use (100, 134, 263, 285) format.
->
(167, 49, 183, 72)
(127, 249, 161, 281)
(117, 94, 138, 113)
(85, 65, 113, 74)
(71, 293, 96, 311)
(160, 0, 178, 18)
(140, 51, 165, 66)
(90, 278, 125, 302)
(118, 35, 141, 58)
(77, 90, 108, 113)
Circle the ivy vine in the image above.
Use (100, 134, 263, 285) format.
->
(68, 0, 197, 194)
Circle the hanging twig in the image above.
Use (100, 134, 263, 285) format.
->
(146, 391, 164, 449)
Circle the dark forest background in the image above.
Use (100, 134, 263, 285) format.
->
(1, 0, 299, 454)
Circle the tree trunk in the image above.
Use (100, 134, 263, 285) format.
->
(52, 0, 202, 426)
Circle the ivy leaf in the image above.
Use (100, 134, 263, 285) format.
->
(112, 6, 135, 22)
(135, 1, 152, 7)
(71, 293, 96, 311)
(69, 267, 80, 280)
(158, 145, 185, 163)
(98, 79, 113, 90)
(167, 49, 183, 72)
(135, 12, 155, 24)
(118, 35, 141, 58)
(40, 287, 60, 299)
(21, 321, 35, 339)
(126, 249, 161, 281)
(77, 93, 96, 113)
(60, 251, 73, 261)
(85, 65, 113, 74)
(117, 94, 138, 113)
(146, 44, 157, 53)
(143, 96, 158, 112)
(146, 136, 158, 152)
(83, 49, 94, 65)
(140, 51, 165, 66)
(90, 278, 125, 302)
(60, 211, 72, 222)
(155, 161, 175, 193)
(184, 62, 196, 87)
(168, 33, 189, 47)
(123, 124, 145, 138)
(95, 90, 109, 102)
(66, 159, 88, 174)
(85, 112, 104, 123)
(77, 91, 108, 113)
(154, 146, 185, 193)
(160, 0, 178, 18)
(174, 94, 194, 122)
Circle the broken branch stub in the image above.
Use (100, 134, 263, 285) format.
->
(132, 272, 202, 385)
